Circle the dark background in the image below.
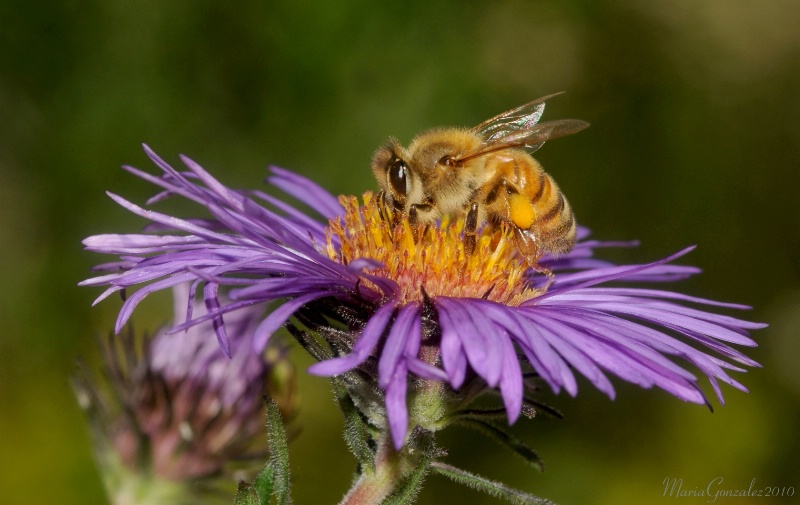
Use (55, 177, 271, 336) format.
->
(1, 1, 798, 503)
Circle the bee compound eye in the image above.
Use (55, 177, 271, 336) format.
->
(389, 158, 409, 197)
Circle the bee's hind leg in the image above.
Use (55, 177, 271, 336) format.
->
(513, 227, 554, 291)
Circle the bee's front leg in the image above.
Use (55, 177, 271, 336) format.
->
(464, 202, 480, 256)
(408, 200, 435, 243)
(376, 190, 393, 223)
(408, 204, 419, 229)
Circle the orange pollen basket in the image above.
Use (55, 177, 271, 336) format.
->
(324, 192, 544, 306)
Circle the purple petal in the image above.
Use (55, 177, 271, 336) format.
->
(268, 166, 344, 219)
(348, 258, 386, 272)
(89, 286, 123, 305)
(180, 154, 246, 210)
(564, 287, 756, 310)
(436, 301, 468, 389)
(386, 361, 409, 450)
(203, 282, 230, 357)
(308, 302, 397, 376)
(83, 233, 206, 253)
(537, 246, 698, 300)
(105, 192, 234, 244)
(518, 312, 616, 399)
(403, 310, 423, 357)
(527, 310, 708, 403)
(463, 302, 504, 387)
(378, 304, 420, 389)
(252, 292, 330, 352)
(497, 329, 523, 423)
(437, 299, 492, 383)
(251, 190, 330, 241)
(547, 299, 756, 347)
(115, 273, 196, 333)
(407, 359, 450, 382)
(493, 307, 577, 396)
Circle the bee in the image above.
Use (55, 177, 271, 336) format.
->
(371, 93, 589, 265)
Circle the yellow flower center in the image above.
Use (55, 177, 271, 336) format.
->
(324, 192, 544, 306)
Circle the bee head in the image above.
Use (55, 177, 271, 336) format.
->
(372, 138, 424, 212)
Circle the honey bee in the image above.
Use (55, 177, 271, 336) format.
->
(372, 93, 589, 265)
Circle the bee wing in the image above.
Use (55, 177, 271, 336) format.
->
(471, 93, 560, 143)
(464, 93, 588, 161)
(460, 118, 590, 161)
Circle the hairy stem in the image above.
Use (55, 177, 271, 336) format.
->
(339, 433, 418, 505)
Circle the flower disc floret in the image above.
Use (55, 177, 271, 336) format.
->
(326, 192, 541, 306)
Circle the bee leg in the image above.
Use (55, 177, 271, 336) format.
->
(377, 190, 390, 222)
(408, 204, 418, 225)
(538, 265, 555, 291)
(378, 190, 407, 234)
(406, 204, 424, 244)
(513, 227, 554, 290)
(512, 226, 539, 263)
(464, 202, 480, 256)
(408, 201, 436, 243)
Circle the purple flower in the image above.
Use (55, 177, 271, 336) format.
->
(73, 284, 291, 503)
(82, 146, 763, 450)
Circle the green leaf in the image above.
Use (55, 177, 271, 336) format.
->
(431, 462, 557, 505)
(458, 419, 544, 472)
(234, 481, 261, 505)
(266, 396, 292, 505)
(340, 393, 376, 473)
(285, 321, 332, 362)
(445, 407, 510, 423)
(254, 462, 276, 505)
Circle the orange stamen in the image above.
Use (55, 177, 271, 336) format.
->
(325, 192, 544, 306)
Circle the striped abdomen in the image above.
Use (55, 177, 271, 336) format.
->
(482, 152, 577, 256)
(530, 171, 576, 254)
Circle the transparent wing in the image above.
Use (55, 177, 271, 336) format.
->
(462, 93, 588, 161)
(461, 119, 590, 161)
(472, 93, 561, 143)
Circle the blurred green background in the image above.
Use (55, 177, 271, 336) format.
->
(2, 1, 799, 503)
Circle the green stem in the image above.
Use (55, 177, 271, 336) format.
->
(102, 455, 193, 505)
(338, 434, 416, 505)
